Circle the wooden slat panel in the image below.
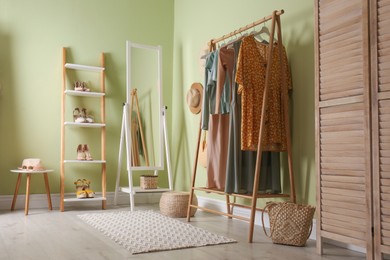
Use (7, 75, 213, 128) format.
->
(322, 217, 367, 232)
(321, 150, 365, 157)
(316, 0, 370, 251)
(321, 162, 365, 170)
(322, 199, 366, 211)
(382, 222, 390, 230)
(318, 1, 364, 104)
(321, 181, 365, 191)
(321, 169, 365, 176)
(321, 187, 366, 198)
(382, 200, 390, 208)
(382, 186, 390, 194)
(381, 179, 390, 186)
(322, 211, 367, 225)
(320, 117, 364, 126)
(322, 205, 364, 218)
(321, 224, 366, 240)
(321, 175, 365, 183)
(382, 207, 390, 215)
(321, 156, 365, 164)
(381, 172, 390, 179)
(322, 193, 366, 204)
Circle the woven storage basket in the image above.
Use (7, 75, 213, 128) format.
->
(262, 202, 316, 247)
(159, 191, 197, 218)
(140, 175, 158, 189)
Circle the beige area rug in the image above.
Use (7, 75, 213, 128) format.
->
(78, 210, 236, 254)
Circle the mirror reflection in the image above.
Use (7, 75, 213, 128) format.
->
(128, 44, 162, 169)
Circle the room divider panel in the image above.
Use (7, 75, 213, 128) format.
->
(316, 0, 390, 259)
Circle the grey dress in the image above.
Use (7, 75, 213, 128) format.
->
(224, 40, 281, 194)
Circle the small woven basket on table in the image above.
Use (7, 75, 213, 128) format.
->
(159, 191, 198, 218)
(140, 175, 158, 189)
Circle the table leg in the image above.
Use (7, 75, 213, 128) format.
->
(43, 173, 52, 210)
(11, 173, 22, 211)
(25, 173, 31, 215)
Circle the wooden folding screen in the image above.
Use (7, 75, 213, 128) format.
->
(372, 0, 390, 258)
(314, 0, 373, 258)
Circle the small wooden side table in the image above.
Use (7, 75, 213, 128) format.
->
(10, 169, 54, 215)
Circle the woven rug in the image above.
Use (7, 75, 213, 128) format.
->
(78, 210, 236, 254)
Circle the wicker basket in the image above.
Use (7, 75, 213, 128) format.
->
(140, 175, 158, 189)
(159, 191, 198, 218)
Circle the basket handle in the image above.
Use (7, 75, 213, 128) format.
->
(261, 202, 278, 238)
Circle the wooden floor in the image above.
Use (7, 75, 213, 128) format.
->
(0, 204, 365, 260)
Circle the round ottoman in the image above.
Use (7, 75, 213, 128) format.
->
(159, 191, 198, 218)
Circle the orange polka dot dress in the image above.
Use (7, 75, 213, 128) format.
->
(236, 35, 292, 151)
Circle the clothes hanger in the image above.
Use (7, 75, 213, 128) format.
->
(255, 20, 273, 44)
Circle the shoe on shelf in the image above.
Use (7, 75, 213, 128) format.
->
(73, 107, 80, 122)
(77, 144, 86, 160)
(81, 82, 90, 92)
(83, 144, 93, 161)
(74, 179, 87, 199)
(85, 113, 94, 123)
(74, 81, 83, 91)
(74, 108, 86, 123)
(82, 179, 95, 198)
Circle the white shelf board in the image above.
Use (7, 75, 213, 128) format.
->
(64, 122, 105, 128)
(120, 186, 170, 194)
(64, 160, 106, 164)
(64, 63, 104, 72)
(63, 196, 106, 202)
(64, 90, 105, 97)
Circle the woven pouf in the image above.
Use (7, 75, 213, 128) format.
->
(159, 191, 198, 218)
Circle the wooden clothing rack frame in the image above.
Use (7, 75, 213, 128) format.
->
(186, 9, 296, 243)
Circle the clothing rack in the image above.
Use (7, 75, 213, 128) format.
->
(186, 9, 296, 243)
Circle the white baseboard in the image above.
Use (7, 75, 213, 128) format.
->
(196, 196, 317, 239)
(0, 191, 161, 211)
(196, 196, 365, 254)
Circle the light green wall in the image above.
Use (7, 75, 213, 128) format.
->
(172, 0, 316, 206)
(0, 0, 174, 194)
(0, 0, 316, 207)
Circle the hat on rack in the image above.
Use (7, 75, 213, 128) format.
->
(186, 82, 203, 114)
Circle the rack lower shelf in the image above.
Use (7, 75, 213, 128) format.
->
(120, 186, 170, 194)
(192, 187, 291, 199)
(63, 196, 106, 202)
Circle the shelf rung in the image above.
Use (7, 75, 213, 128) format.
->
(64, 90, 105, 97)
(64, 122, 106, 128)
(64, 160, 106, 164)
(65, 63, 104, 72)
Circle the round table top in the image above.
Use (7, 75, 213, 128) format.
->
(10, 169, 54, 174)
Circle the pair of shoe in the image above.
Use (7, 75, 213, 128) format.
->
(74, 81, 90, 92)
(74, 179, 95, 199)
(73, 108, 94, 123)
(77, 144, 93, 161)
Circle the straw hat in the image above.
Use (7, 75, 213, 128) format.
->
(186, 83, 203, 114)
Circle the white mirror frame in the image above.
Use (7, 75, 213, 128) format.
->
(126, 41, 164, 171)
